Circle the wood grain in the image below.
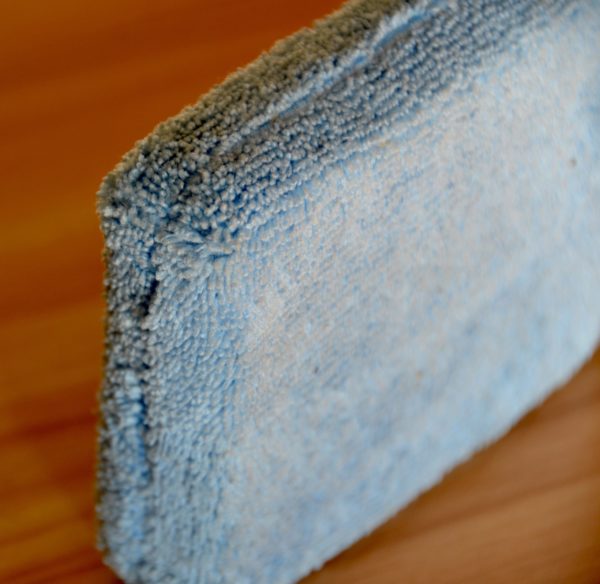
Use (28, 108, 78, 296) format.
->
(1, 1, 599, 582)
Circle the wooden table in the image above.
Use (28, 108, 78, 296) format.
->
(1, 1, 599, 582)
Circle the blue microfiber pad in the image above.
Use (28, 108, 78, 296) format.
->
(96, 1, 600, 582)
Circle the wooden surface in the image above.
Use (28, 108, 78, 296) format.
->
(1, 1, 599, 582)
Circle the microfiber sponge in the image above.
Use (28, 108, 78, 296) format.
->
(96, 0, 600, 582)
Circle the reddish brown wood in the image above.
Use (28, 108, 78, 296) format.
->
(1, 2, 599, 582)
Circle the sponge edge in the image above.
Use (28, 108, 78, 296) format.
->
(97, 0, 600, 582)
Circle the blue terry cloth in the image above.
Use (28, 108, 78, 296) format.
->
(96, 0, 600, 582)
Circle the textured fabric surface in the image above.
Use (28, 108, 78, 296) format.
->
(97, 1, 600, 582)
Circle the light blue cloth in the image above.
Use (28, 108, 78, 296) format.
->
(97, 0, 600, 582)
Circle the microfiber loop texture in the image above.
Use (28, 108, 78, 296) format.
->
(97, 0, 600, 582)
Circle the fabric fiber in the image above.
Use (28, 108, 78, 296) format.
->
(97, 1, 600, 582)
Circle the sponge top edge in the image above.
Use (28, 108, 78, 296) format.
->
(96, 0, 422, 208)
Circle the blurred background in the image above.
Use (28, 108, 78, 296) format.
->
(1, 1, 599, 582)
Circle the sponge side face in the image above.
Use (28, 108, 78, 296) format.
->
(97, 1, 600, 582)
